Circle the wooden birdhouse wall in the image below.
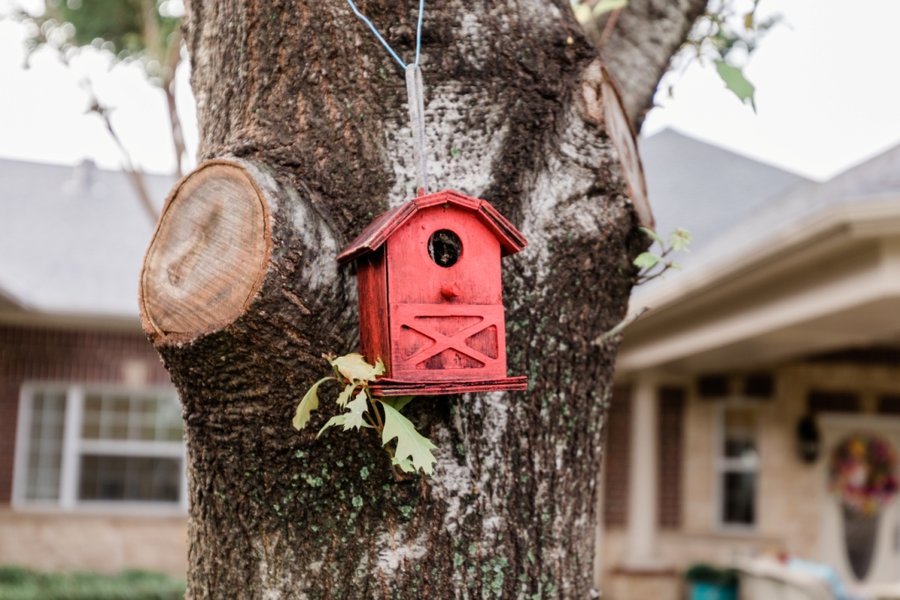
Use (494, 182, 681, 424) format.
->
(386, 205, 502, 304)
(355, 250, 391, 373)
(386, 206, 506, 381)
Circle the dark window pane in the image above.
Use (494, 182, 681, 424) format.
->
(81, 394, 182, 442)
(723, 408, 757, 460)
(722, 472, 756, 525)
(808, 390, 859, 414)
(603, 386, 631, 527)
(78, 455, 180, 502)
(697, 375, 729, 398)
(877, 395, 900, 415)
(743, 373, 774, 398)
(724, 439, 757, 461)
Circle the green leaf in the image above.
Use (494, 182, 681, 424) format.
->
(714, 60, 756, 111)
(330, 353, 385, 382)
(639, 227, 663, 245)
(315, 392, 371, 437)
(669, 228, 693, 252)
(633, 252, 660, 269)
(743, 11, 755, 30)
(343, 391, 370, 431)
(336, 383, 355, 407)
(380, 402, 437, 475)
(381, 396, 415, 412)
(317, 414, 348, 438)
(572, 3, 592, 23)
(392, 455, 416, 473)
(293, 376, 335, 430)
(592, 0, 628, 17)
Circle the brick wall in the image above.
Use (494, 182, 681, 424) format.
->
(0, 324, 170, 503)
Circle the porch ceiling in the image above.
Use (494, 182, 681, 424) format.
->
(623, 296, 900, 374)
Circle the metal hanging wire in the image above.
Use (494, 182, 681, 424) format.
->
(344, 0, 429, 194)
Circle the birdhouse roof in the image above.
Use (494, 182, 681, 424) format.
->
(337, 189, 527, 264)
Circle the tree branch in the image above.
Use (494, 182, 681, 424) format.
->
(590, 0, 709, 129)
(598, 7, 623, 49)
(83, 82, 158, 224)
(162, 26, 186, 178)
(594, 305, 650, 344)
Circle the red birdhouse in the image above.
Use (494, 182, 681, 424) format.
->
(337, 190, 528, 396)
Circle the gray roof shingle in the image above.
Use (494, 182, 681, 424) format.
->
(0, 158, 174, 319)
(639, 131, 900, 280)
(639, 129, 810, 256)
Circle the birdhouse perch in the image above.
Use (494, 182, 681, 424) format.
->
(337, 190, 528, 396)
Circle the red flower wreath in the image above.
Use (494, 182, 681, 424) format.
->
(829, 435, 899, 516)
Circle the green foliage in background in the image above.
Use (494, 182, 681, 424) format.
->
(0, 566, 185, 600)
(53, 0, 177, 56)
(18, 0, 182, 83)
(714, 59, 755, 108)
(633, 226, 693, 284)
(571, 0, 782, 111)
(685, 0, 782, 110)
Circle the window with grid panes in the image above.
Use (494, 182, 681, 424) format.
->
(14, 385, 185, 509)
(717, 404, 759, 527)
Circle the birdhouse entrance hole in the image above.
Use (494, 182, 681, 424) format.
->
(428, 229, 462, 267)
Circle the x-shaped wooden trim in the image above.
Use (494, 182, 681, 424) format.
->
(391, 304, 504, 370)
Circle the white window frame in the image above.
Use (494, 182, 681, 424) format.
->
(12, 382, 187, 515)
(714, 399, 760, 531)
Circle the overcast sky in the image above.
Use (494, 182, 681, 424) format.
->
(642, 0, 900, 180)
(0, 0, 898, 181)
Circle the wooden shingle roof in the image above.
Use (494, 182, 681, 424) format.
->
(336, 189, 528, 264)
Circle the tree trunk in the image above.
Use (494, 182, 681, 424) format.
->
(141, 1, 701, 597)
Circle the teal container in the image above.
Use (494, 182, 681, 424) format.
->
(689, 581, 738, 600)
(685, 564, 738, 600)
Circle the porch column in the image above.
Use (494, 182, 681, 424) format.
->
(626, 375, 659, 567)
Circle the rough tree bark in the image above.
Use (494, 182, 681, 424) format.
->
(140, 1, 704, 597)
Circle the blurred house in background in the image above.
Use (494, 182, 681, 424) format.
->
(4, 131, 900, 597)
(601, 130, 900, 599)
(0, 159, 185, 576)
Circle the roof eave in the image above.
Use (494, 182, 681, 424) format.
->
(629, 194, 900, 317)
(336, 189, 527, 263)
(0, 307, 142, 332)
(615, 194, 900, 375)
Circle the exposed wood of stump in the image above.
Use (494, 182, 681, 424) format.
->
(140, 160, 272, 342)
